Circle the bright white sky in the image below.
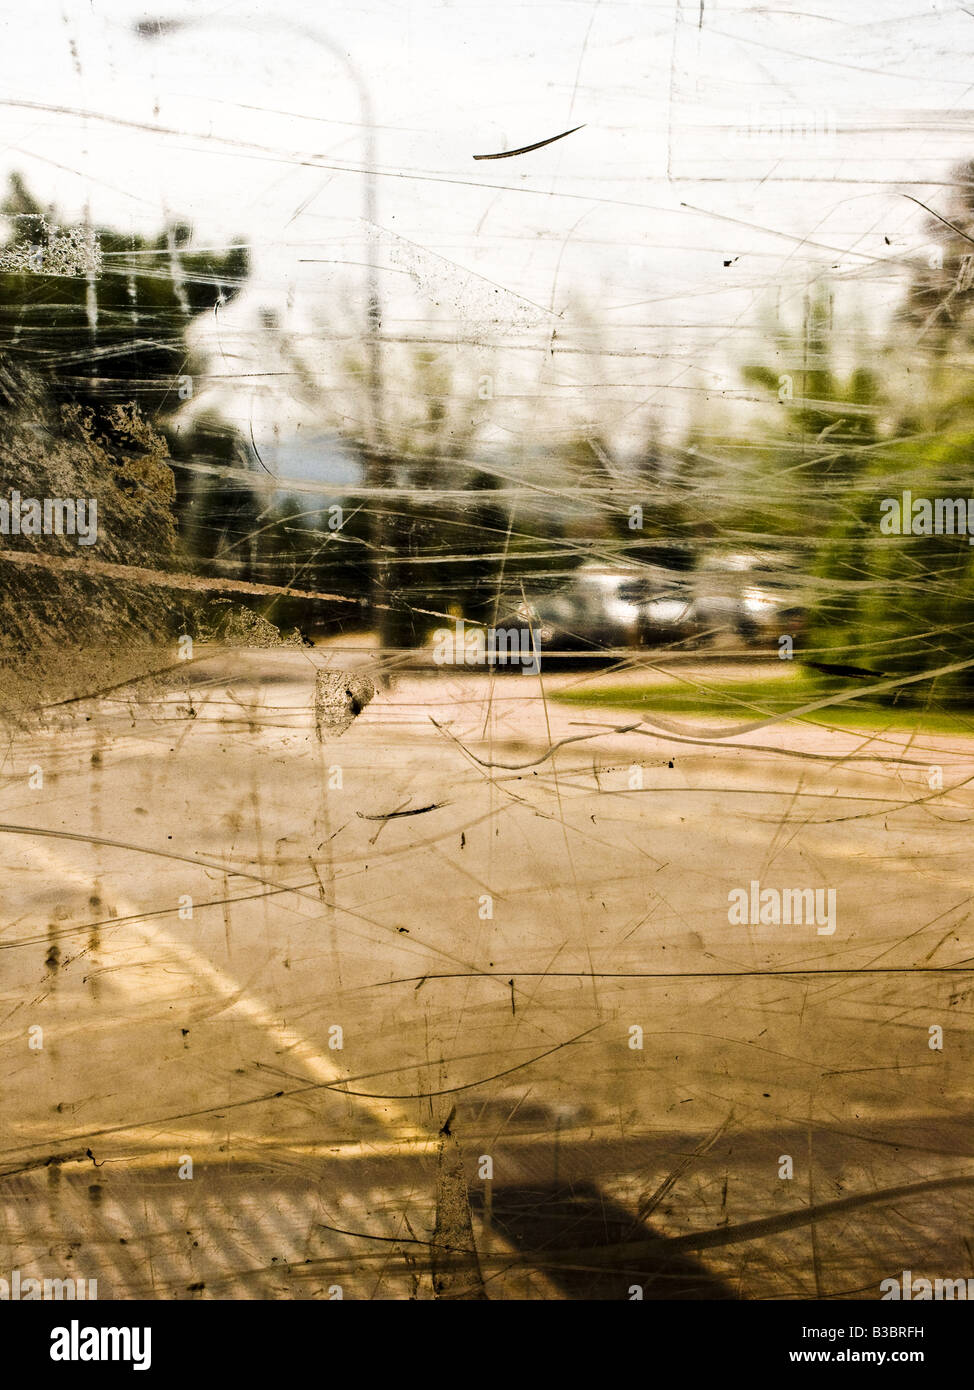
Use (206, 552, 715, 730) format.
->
(2, 0, 974, 452)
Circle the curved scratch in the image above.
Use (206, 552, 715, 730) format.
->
(473, 124, 585, 161)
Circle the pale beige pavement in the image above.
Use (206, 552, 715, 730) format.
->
(1, 646, 972, 1298)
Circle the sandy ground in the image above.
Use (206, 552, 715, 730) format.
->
(1, 646, 972, 1299)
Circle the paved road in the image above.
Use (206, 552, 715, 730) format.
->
(1, 647, 973, 1298)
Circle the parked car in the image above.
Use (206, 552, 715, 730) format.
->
(512, 563, 644, 653)
(513, 561, 699, 655)
(630, 571, 698, 646)
(693, 550, 806, 643)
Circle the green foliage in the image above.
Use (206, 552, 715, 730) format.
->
(731, 254, 974, 704)
(0, 174, 247, 420)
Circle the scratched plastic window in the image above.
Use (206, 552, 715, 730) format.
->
(1, 0, 972, 1307)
